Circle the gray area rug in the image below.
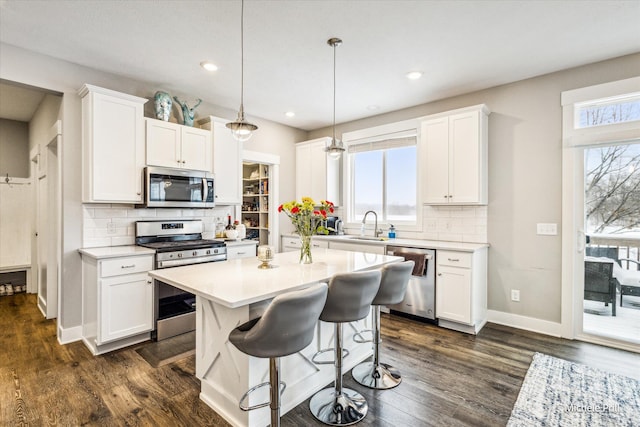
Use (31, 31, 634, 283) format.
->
(507, 353, 640, 426)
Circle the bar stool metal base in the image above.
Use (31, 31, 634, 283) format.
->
(309, 387, 368, 426)
(352, 361, 401, 389)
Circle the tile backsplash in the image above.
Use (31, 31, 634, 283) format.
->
(83, 204, 487, 248)
(82, 204, 236, 248)
(339, 205, 487, 243)
(421, 205, 487, 243)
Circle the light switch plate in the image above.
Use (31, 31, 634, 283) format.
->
(537, 223, 558, 236)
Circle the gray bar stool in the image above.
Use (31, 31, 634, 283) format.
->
(229, 282, 328, 427)
(309, 270, 381, 426)
(352, 260, 414, 389)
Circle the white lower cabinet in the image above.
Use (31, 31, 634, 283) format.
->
(226, 242, 258, 259)
(100, 272, 153, 343)
(281, 236, 330, 252)
(435, 249, 487, 334)
(81, 253, 154, 355)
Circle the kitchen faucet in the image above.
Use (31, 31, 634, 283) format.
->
(361, 210, 381, 237)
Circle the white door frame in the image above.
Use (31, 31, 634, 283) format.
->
(561, 77, 640, 353)
(29, 146, 39, 294)
(242, 150, 280, 250)
(35, 120, 62, 319)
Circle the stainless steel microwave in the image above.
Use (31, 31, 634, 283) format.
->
(142, 166, 215, 208)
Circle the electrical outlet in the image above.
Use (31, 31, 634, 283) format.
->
(107, 222, 117, 235)
(511, 289, 520, 302)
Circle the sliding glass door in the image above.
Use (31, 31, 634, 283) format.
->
(561, 77, 640, 352)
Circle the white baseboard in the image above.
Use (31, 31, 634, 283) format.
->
(487, 310, 563, 337)
(58, 324, 82, 345)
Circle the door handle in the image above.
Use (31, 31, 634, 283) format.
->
(577, 229, 585, 253)
(202, 178, 209, 202)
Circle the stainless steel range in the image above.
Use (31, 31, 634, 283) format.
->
(136, 220, 226, 341)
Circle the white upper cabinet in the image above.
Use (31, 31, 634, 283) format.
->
(198, 116, 242, 205)
(145, 118, 211, 172)
(421, 104, 489, 205)
(295, 137, 341, 205)
(80, 84, 147, 203)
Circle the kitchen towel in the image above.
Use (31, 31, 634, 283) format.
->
(402, 252, 427, 276)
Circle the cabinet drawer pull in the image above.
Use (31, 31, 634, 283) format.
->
(447, 258, 460, 262)
(237, 251, 246, 255)
(121, 264, 136, 269)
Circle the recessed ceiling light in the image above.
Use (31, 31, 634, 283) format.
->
(200, 61, 218, 72)
(285, 111, 295, 118)
(406, 71, 423, 80)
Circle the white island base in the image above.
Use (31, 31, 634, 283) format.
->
(148, 249, 401, 427)
(196, 298, 373, 427)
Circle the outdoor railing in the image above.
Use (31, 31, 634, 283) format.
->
(587, 234, 640, 271)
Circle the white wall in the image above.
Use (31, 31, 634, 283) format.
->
(308, 52, 640, 325)
(0, 42, 305, 336)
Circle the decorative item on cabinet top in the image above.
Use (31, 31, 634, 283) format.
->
(154, 91, 172, 121)
(173, 96, 202, 127)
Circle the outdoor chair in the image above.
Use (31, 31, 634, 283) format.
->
(584, 261, 617, 316)
(586, 246, 640, 307)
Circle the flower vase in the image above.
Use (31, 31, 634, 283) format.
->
(299, 234, 313, 264)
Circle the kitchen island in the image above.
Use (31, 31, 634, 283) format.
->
(148, 248, 401, 427)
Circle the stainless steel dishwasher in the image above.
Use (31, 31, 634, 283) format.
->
(386, 246, 436, 321)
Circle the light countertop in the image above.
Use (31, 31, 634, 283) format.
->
(148, 248, 402, 308)
(282, 234, 489, 252)
(78, 245, 155, 260)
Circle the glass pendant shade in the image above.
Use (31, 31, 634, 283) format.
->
(326, 138, 345, 158)
(226, 105, 257, 142)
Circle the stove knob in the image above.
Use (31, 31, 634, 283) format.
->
(206, 250, 211, 255)
(169, 254, 173, 258)
(193, 251, 198, 256)
(214, 249, 218, 254)
(178, 253, 182, 258)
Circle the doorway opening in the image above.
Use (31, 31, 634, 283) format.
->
(241, 150, 280, 249)
(0, 80, 62, 320)
(561, 77, 640, 352)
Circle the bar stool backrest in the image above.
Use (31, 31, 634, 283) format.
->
(373, 260, 415, 306)
(231, 282, 328, 358)
(320, 270, 381, 323)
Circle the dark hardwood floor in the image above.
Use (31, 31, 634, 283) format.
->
(2, 293, 638, 426)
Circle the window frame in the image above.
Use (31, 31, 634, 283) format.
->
(342, 119, 422, 232)
(562, 76, 640, 148)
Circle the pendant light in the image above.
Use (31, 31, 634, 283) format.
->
(226, 0, 258, 142)
(325, 37, 345, 158)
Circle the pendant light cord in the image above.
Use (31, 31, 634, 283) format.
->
(332, 41, 336, 142)
(240, 0, 245, 114)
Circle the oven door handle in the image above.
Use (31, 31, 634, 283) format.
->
(158, 255, 226, 269)
(201, 178, 209, 202)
